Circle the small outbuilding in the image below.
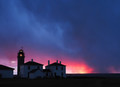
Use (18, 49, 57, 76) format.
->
(0, 64, 14, 78)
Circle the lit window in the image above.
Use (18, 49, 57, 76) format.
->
(20, 54, 22, 56)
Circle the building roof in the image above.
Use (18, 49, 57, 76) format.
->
(43, 69, 51, 72)
(46, 62, 66, 67)
(24, 61, 43, 66)
(0, 65, 14, 70)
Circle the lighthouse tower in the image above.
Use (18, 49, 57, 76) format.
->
(17, 49, 25, 76)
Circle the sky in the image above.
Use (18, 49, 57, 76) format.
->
(0, 0, 120, 74)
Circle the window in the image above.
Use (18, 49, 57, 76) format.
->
(54, 72, 56, 77)
(37, 66, 40, 69)
(28, 72, 30, 78)
(46, 73, 48, 76)
(28, 66, 30, 70)
(56, 66, 58, 70)
(61, 67, 63, 70)
(61, 72, 63, 77)
(0, 74, 1, 78)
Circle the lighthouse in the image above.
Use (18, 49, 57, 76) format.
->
(17, 49, 25, 76)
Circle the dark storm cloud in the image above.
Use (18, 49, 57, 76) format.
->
(0, 0, 120, 72)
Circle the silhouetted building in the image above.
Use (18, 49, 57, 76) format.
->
(20, 59, 44, 78)
(0, 65, 14, 78)
(17, 49, 66, 79)
(45, 60, 66, 78)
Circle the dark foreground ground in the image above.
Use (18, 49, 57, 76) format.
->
(0, 77, 120, 87)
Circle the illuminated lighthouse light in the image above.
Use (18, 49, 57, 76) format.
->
(20, 54, 23, 57)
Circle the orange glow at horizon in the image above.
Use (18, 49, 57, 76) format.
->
(66, 62, 94, 74)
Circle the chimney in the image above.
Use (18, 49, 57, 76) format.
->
(31, 59, 33, 62)
(56, 60, 58, 63)
(48, 60, 50, 65)
(59, 61, 61, 64)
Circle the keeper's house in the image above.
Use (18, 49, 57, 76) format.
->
(45, 60, 66, 78)
(20, 59, 44, 78)
(0, 65, 14, 78)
